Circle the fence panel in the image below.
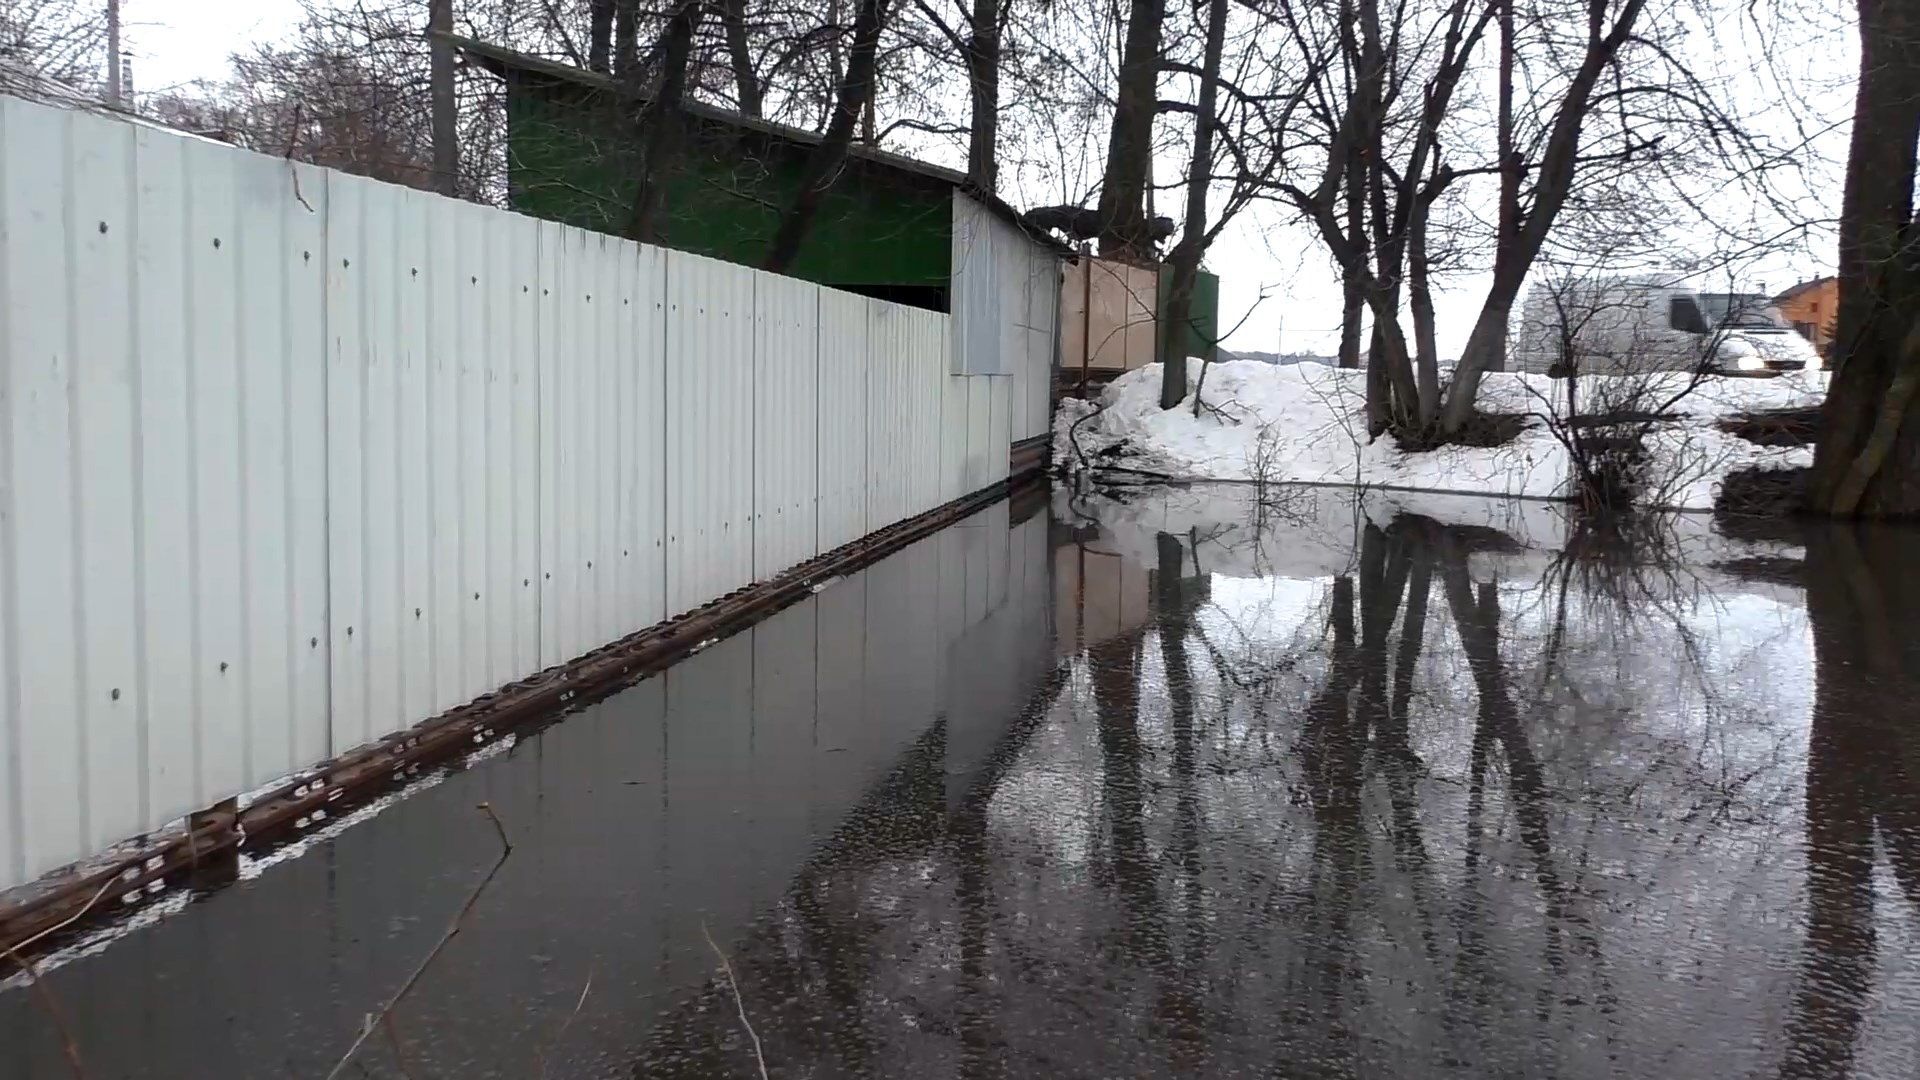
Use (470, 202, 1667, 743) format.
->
(965, 376, 993, 493)
(615, 242, 669, 643)
(507, 218, 545, 674)
(988, 376, 1012, 486)
(2, 99, 88, 880)
(817, 289, 870, 552)
(867, 302, 913, 530)
(126, 123, 198, 858)
(753, 271, 820, 579)
(0, 100, 337, 888)
(665, 250, 757, 614)
(940, 375, 969, 505)
(908, 313, 947, 519)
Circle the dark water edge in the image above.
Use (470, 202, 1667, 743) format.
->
(4, 484, 1920, 1079)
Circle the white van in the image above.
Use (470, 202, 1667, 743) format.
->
(1511, 275, 1821, 376)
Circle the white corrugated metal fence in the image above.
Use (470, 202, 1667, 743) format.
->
(0, 94, 1034, 892)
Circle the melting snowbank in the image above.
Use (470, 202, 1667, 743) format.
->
(1055, 361, 1826, 509)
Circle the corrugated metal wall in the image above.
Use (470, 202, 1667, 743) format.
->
(816, 289, 871, 552)
(0, 100, 338, 886)
(664, 250, 758, 614)
(535, 222, 667, 664)
(329, 177, 549, 750)
(0, 93, 1026, 892)
(752, 271, 820, 579)
(949, 193, 1058, 442)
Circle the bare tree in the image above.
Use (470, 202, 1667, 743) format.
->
(1153, 0, 1325, 408)
(1094, 0, 1168, 257)
(624, 0, 708, 241)
(1437, 0, 1656, 433)
(589, 0, 615, 69)
(1275, 0, 1793, 444)
(764, 0, 896, 270)
(718, 0, 764, 115)
(0, 0, 106, 97)
(895, 0, 1013, 188)
(1157, 0, 1228, 408)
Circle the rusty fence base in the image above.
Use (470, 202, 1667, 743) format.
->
(1, 460, 1051, 961)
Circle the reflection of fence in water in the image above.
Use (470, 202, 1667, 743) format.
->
(1055, 539, 1153, 655)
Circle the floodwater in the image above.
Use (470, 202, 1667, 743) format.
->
(4, 485, 1920, 1079)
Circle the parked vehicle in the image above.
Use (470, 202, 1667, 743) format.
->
(1511, 275, 1822, 376)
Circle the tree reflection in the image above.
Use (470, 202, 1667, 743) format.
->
(619, 500, 1920, 1079)
(1780, 524, 1920, 1079)
(1153, 531, 1210, 1066)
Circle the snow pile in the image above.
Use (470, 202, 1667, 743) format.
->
(1056, 361, 1826, 510)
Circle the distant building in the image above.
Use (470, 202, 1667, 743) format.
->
(1773, 277, 1837, 358)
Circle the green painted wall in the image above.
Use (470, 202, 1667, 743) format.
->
(504, 82, 953, 295)
(1157, 267, 1222, 361)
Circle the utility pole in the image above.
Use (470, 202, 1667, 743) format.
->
(106, 0, 122, 106)
(429, 0, 459, 196)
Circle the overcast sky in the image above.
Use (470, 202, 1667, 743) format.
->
(124, 0, 1853, 358)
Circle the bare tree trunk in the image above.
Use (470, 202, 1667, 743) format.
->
(765, 0, 894, 271)
(1809, 0, 1920, 516)
(1356, 0, 1421, 432)
(1491, 0, 1517, 374)
(863, 58, 878, 142)
(1095, 0, 1166, 257)
(624, 0, 707, 242)
(429, 0, 457, 196)
(1339, 143, 1365, 370)
(965, 0, 1001, 191)
(1365, 323, 1391, 433)
(589, 0, 614, 72)
(1437, 0, 1648, 435)
(823, 0, 846, 128)
(1409, 202, 1441, 424)
(721, 0, 764, 116)
(1338, 291, 1364, 368)
(614, 0, 640, 76)
(1159, 0, 1226, 409)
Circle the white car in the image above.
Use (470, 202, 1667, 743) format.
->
(1511, 276, 1823, 376)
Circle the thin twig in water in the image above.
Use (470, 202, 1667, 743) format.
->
(701, 921, 770, 1080)
(5, 947, 86, 1079)
(535, 966, 596, 1080)
(324, 803, 515, 1080)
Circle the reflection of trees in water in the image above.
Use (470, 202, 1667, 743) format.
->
(1153, 531, 1209, 1067)
(1779, 526, 1920, 1080)
(624, 511, 1920, 1079)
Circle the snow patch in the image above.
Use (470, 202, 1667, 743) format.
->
(1058, 361, 1824, 510)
